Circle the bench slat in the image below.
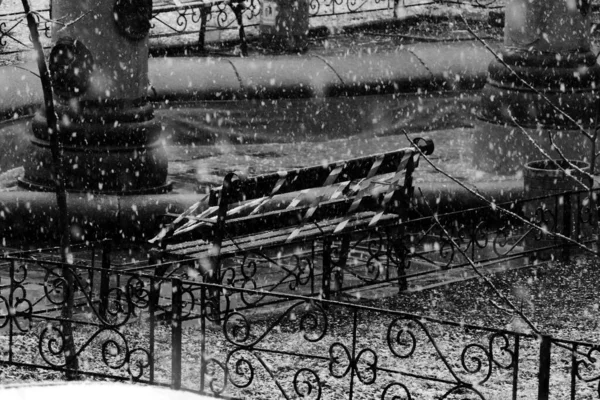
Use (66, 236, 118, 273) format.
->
(166, 211, 400, 258)
(156, 138, 433, 254)
(208, 147, 419, 206)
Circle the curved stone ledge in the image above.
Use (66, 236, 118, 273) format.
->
(0, 41, 494, 121)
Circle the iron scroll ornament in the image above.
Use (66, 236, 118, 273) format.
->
(113, 0, 152, 41)
(48, 37, 94, 98)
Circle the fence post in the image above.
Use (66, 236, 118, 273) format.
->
(171, 278, 183, 390)
(512, 335, 520, 400)
(322, 239, 332, 302)
(574, 192, 582, 243)
(562, 194, 572, 261)
(198, 8, 208, 53)
(89, 242, 96, 300)
(148, 250, 162, 310)
(538, 335, 551, 400)
(333, 235, 350, 296)
(388, 227, 408, 292)
(571, 344, 577, 400)
(99, 239, 111, 320)
(199, 285, 207, 394)
(148, 276, 156, 385)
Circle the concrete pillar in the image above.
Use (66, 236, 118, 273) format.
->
(20, 0, 170, 194)
(474, 0, 600, 174)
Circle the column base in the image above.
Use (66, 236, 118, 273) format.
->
(474, 48, 600, 175)
(472, 118, 596, 175)
(21, 100, 170, 195)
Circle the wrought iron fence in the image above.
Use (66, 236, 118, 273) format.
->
(0, 4, 50, 60)
(139, 187, 596, 305)
(0, 253, 599, 398)
(0, 188, 598, 398)
(0, 0, 508, 61)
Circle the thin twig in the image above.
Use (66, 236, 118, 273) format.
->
(489, 299, 514, 315)
(417, 187, 541, 334)
(404, 131, 598, 257)
(54, 11, 94, 34)
(30, 9, 94, 30)
(542, 122, 595, 184)
(508, 115, 597, 189)
(459, 14, 594, 142)
(20, 0, 79, 374)
(11, 64, 40, 78)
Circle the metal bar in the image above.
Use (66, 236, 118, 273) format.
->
(571, 343, 577, 400)
(322, 239, 332, 301)
(0, 8, 51, 18)
(198, 7, 208, 52)
(385, 234, 391, 281)
(149, 276, 156, 384)
(311, 241, 316, 295)
(231, 4, 247, 56)
(205, 172, 234, 323)
(89, 244, 96, 301)
(512, 335, 520, 400)
(8, 260, 14, 363)
(199, 285, 207, 394)
(334, 235, 350, 294)
(148, 250, 163, 311)
(99, 239, 112, 320)
(470, 223, 476, 261)
(153, 0, 232, 13)
(171, 278, 183, 390)
(562, 194, 572, 261)
(398, 225, 409, 292)
(349, 308, 358, 400)
(538, 336, 551, 400)
(116, 274, 122, 309)
(574, 192, 582, 242)
(387, 226, 408, 292)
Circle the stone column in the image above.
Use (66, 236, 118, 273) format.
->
(474, 0, 600, 174)
(20, 0, 170, 194)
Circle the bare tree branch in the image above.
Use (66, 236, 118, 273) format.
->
(20, 0, 79, 376)
(417, 187, 541, 335)
(12, 64, 40, 78)
(404, 131, 598, 257)
(508, 114, 597, 189)
(459, 14, 594, 143)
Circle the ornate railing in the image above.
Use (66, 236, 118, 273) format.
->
(0, 188, 598, 397)
(0, 0, 509, 60)
(1, 250, 600, 398)
(136, 188, 595, 304)
(0, 5, 50, 60)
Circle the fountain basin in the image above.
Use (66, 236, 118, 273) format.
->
(0, 41, 530, 246)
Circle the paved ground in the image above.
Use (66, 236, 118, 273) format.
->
(0, 88, 515, 196)
(162, 92, 510, 193)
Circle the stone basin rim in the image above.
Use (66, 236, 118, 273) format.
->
(0, 42, 523, 244)
(0, 41, 495, 122)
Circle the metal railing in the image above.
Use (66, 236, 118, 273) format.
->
(0, 189, 598, 398)
(0, 0, 508, 61)
(0, 254, 598, 398)
(135, 188, 596, 304)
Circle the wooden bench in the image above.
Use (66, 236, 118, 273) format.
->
(151, 137, 434, 303)
(152, 0, 249, 56)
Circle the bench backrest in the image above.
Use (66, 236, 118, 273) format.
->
(208, 140, 429, 206)
(159, 137, 433, 247)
